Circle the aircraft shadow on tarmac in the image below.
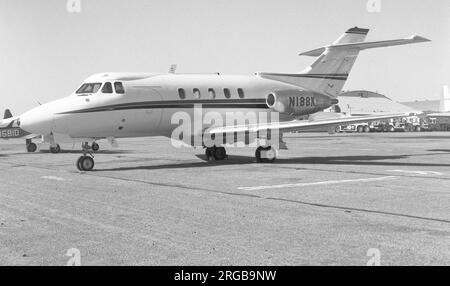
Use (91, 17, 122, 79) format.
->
(393, 136, 450, 140)
(428, 149, 450, 153)
(38, 150, 132, 155)
(96, 152, 450, 172)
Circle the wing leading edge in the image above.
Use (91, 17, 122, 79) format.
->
(206, 113, 407, 135)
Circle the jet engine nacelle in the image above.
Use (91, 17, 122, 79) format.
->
(266, 89, 338, 116)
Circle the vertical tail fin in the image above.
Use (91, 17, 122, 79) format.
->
(296, 27, 369, 96)
(258, 27, 430, 97)
(332, 27, 370, 45)
(3, 109, 13, 119)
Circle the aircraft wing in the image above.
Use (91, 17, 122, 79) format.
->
(206, 113, 406, 135)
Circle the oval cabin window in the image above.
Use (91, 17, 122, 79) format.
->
(178, 88, 186, 99)
(208, 88, 216, 99)
(224, 88, 231, 99)
(237, 88, 245, 98)
(193, 88, 201, 98)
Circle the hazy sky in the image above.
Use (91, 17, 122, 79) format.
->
(0, 0, 448, 114)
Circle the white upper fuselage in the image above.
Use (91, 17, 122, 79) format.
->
(19, 72, 334, 140)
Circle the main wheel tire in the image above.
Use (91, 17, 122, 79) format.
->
(255, 146, 277, 163)
(76, 156, 84, 171)
(91, 142, 99, 152)
(80, 156, 94, 171)
(364, 126, 370, 133)
(214, 147, 227, 161)
(264, 147, 277, 163)
(50, 144, 61, 154)
(255, 147, 262, 163)
(26, 143, 37, 153)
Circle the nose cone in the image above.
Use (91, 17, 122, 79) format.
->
(20, 106, 54, 135)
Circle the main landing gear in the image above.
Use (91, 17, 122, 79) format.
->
(255, 146, 278, 163)
(76, 142, 95, 171)
(205, 145, 278, 163)
(205, 146, 228, 161)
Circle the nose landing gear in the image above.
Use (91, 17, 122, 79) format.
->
(205, 146, 228, 161)
(76, 142, 95, 171)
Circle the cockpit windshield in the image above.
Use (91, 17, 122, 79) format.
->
(76, 83, 102, 94)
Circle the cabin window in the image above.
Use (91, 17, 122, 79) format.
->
(208, 88, 216, 99)
(224, 88, 231, 99)
(76, 83, 102, 94)
(114, 82, 125, 94)
(178, 88, 186, 99)
(102, 82, 113, 94)
(193, 88, 201, 98)
(237, 88, 245, 98)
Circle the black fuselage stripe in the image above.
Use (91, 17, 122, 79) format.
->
(58, 101, 270, 114)
(262, 73, 348, 80)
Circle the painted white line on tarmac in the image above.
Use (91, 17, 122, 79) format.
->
(238, 176, 398, 191)
(41, 176, 67, 182)
(388, 170, 444, 176)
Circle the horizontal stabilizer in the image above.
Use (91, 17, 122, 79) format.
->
(299, 35, 430, 57)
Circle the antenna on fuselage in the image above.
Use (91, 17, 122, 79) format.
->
(169, 64, 177, 74)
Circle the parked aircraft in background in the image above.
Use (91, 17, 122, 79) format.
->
(428, 86, 450, 120)
(0, 109, 100, 153)
(4, 27, 429, 171)
(0, 109, 38, 151)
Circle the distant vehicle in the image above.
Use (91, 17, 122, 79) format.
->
(337, 123, 371, 133)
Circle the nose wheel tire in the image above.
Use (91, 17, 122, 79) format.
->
(91, 142, 100, 152)
(255, 146, 277, 163)
(50, 144, 61, 154)
(26, 143, 37, 153)
(76, 156, 95, 171)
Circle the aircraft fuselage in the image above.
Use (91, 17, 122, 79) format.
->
(19, 73, 336, 142)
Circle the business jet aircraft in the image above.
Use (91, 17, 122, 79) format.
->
(10, 27, 429, 171)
